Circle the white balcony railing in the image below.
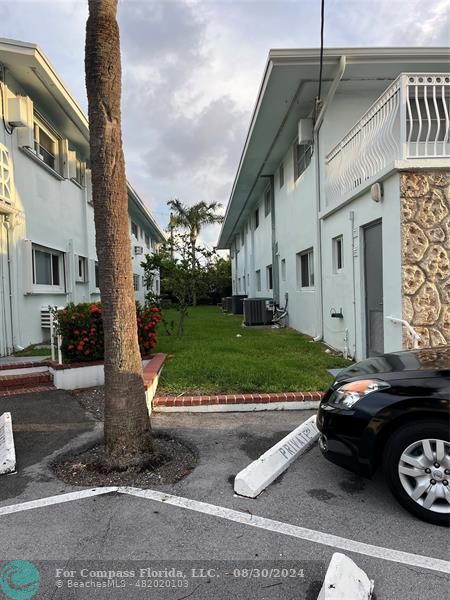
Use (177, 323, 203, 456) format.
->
(325, 73, 450, 205)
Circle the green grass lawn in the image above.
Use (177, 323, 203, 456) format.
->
(13, 346, 51, 358)
(154, 306, 351, 394)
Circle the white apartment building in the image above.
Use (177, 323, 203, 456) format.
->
(0, 38, 165, 355)
(218, 48, 450, 359)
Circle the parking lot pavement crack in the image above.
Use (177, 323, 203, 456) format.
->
(175, 582, 204, 600)
(402, 565, 448, 583)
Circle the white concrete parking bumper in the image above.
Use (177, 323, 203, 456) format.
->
(234, 414, 319, 498)
(0, 412, 16, 475)
(318, 553, 374, 599)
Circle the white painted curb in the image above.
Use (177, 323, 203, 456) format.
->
(234, 415, 319, 498)
(318, 553, 374, 599)
(0, 412, 16, 475)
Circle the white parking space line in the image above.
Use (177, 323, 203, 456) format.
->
(121, 487, 450, 575)
(0, 486, 449, 575)
(0, 487, 118, 516)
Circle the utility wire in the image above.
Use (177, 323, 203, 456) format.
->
(314, 0, 325, 122)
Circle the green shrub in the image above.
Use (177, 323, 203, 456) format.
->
(55, 302, 160, 363)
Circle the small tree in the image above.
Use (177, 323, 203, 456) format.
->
(202, 257, 232, 304)
(167, 199, 223, 306)
(142, 233, 214, 336)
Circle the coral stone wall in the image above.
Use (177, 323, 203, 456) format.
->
(400, 172, 450, 349)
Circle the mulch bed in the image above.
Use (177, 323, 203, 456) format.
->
(52, 433, 198, 487)
(72, 386, 105, 421)
(58, 387, 198, 487)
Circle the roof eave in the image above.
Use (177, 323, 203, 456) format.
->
(217, 46, 450, 249)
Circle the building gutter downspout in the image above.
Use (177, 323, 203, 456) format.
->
(312, 55, 346, 342)
(269, 175, 279, 306)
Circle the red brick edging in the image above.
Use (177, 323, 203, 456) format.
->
(143, 353, 166, 391)
(0, 361, 51, 371)
(153, 391, 323, 408)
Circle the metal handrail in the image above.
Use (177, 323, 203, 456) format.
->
(386, 315, 421, 350)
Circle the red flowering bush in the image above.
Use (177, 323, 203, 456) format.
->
(136, 303, 161, 355)
(56, 302, 160, 363)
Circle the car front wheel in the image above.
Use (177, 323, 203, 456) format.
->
(383, 421, 450, 526)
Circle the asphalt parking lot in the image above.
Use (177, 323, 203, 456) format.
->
(0, 391, 449, 599)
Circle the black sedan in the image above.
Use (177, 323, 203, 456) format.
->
(317, 347, 450, 526)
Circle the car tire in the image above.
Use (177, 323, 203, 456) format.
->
(383, 420, 450, 526)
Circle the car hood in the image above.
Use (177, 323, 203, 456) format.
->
(335, 346, 450, 382)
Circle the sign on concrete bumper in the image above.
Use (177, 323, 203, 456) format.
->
(0, 412, 16, 475)
(234, 415, 319, 498)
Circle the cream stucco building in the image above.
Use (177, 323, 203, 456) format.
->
(218, 48, 450, 359)
(0, 38, 165, 356)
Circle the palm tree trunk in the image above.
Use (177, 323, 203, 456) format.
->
(85, 0, 152, 467)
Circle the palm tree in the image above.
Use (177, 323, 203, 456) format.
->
(167, 199, 224, 305)
(85, 0, 152, 468)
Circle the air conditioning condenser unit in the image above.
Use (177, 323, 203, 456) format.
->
(243, 298, 273, 326)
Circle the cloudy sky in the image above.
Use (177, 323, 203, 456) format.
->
(2, 0, 449, 245)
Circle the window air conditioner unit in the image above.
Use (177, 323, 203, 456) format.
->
(40, 306, 63, 329)
(7, 96, 30, 128)
(298, 118, 313, 145)
(134, 246, 143, 255)
(40, 306, 52, 329)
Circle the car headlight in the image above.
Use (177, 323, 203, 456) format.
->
(331, 379, 390, 408)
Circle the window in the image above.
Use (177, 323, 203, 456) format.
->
(145, 232, 150, 248)
(133, 274, 140, 291)
(297, 249, 314, 288)
(95, 262, 100, 289)
(254, 208, 259, 229)
(279, 163, 284, 188)
(32, 245, 64, 291)
(238, 277, 241, 292)
(255, 269, 261, 292)
(131, 221, 139, 238)
(76, 256, 87, 283)
(241, 230, 245, 246)
(333, 236, 344, 272)
(281, 258, 286, 282)
(74, 157, 85, 186)
(33, 120, 58, 171)
(155, 279, 160, 294)
(142, 275, 146, 289)
(294, 142, 312, 180)
(266, 264, 273, 290)
(247, 273, 250, 287)
(264, 187, 271, 217)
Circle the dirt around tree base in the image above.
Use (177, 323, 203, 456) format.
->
(52, 433, 198, 487)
